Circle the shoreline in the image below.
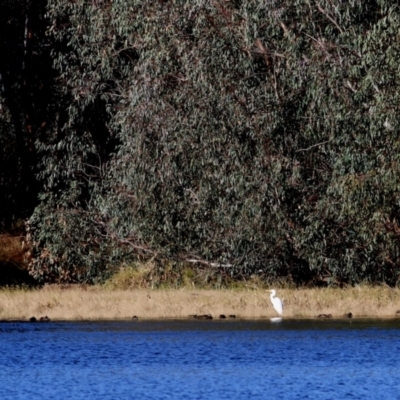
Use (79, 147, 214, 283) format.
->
(1, 316, 399, 323)
(0, 286, 400, 321)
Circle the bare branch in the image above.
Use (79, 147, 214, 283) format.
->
(185, 259, 234, 268)
(296, 140, 331, 152)
(316, 3, 344, 34)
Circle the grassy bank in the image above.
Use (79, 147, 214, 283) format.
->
(1, 238, 400, 320)
(0, 285, 400, 321)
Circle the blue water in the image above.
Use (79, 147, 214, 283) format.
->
(1, 319, 400, 399)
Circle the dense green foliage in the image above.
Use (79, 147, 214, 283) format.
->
(2, 1, 400, 285)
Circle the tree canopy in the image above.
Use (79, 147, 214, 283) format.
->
(2, 1, 400, 285)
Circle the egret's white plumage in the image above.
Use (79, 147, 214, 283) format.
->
(269, 289, 283, 316)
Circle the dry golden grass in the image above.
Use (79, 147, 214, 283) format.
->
(0, 285, 400, 321)
(0, 253, 399, 320)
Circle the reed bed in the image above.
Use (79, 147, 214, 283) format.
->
(0, 286, 399, 321)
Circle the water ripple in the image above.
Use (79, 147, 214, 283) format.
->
(0, 320, 400, 399)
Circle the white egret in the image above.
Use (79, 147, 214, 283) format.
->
(269, 289, 283, 316)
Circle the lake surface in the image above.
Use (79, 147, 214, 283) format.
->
(1, 319, 400, 399)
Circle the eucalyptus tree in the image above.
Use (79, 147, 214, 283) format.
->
(29, 0, 400, 285)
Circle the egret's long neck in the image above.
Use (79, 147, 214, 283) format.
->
(270, 291, 275, 301)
